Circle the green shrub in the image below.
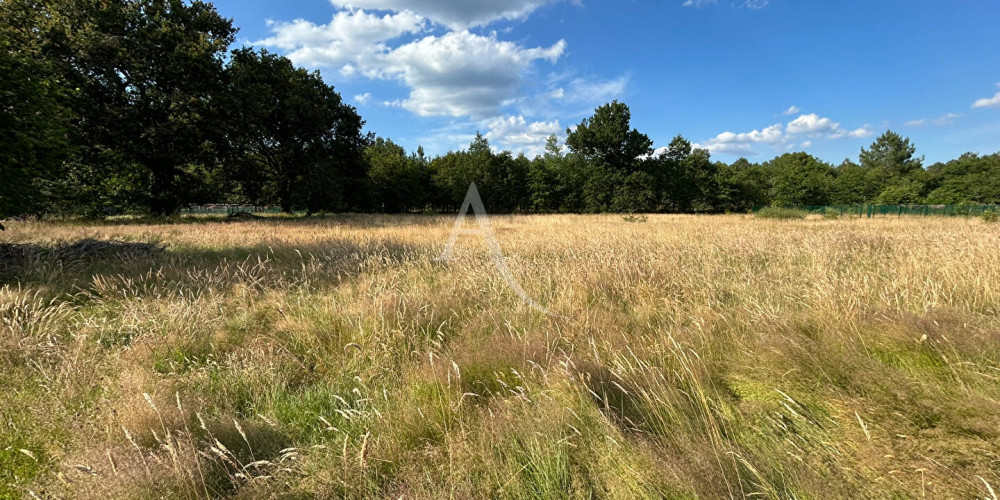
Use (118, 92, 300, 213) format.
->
(983, 210, 999, 223)
(755, 207, 808, 220)
(622, 214, 648, 223)
(823, 207, 841, 220)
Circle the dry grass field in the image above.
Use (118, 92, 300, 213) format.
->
(2, 214, 999, 499)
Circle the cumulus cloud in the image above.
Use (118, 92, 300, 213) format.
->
(256, 10, 567, 120)
(256, 9, 425, 70)
(484, 115, 563, 156)
(381, 31, 566, 117)
(786, 113, 840, 135)
(972, 84, 1000, 109)
(693, 111, 875, 156)
(848, 126, 875, 138)
(829, 125, 874, 139)
(329, 0, 560, 29)
(694, 123, 784, 156)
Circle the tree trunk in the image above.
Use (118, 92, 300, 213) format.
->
(148, 161, 178, 216)
(279, 177, 293, 213)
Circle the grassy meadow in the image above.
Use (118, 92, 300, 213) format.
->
(2, 214, 999, 499)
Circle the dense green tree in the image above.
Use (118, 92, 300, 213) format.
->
(60, 0, 237, 214)
(767, 152, 836, 206)
(226, 48, 367, 213)
(430, 134, 485, 210)
(429, 133, 530, 212)
(925, 153, 1000, 204)
(875, 179, 925, 204)
(491, 152, 532, 212)
(855, 130, 927, 204)
(860, 130, 923, 178)
(831, 159, 879, 204)
(366, 137, 430, 212)
(719, 158, 770, 212)
(611, 170, 658, 213)
(650, 136, 718, 212)
(566, 101, 653, 172)
(528, 136, 587, 212)
(566, 101, 656, 213)
(0, 32, 71, 219)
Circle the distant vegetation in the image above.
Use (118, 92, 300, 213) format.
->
(2, 0, 1000, 220)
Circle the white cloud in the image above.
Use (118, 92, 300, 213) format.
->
(257, 10, 567, 120)
(904, 112, 961, 127)
(256, 10, 425, 70)
(693, 112, 876, 157)
(782, 105, 801, 116)
(353, 92, 372, 105)
(847, 126, 874, 138)
(694, 123, 784, 156)
(329, 0, 560, 29)
(972, 84, 1000, 109)
(786, 113, 840, 135)
(827, 124, 873, 140)
(484, 115, 562, 156)
(742, 0, 768, 9)
(682, 0, 716, 7)
(381, 31, 566, 118)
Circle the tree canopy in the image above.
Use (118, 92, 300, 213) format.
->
(226, 48, 367, 213)
(1, 2, 998, 220)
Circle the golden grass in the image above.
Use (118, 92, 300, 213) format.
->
(1, 214, 999, 498)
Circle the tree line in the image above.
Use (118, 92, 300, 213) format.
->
(2, 0, 999, 220)
(351, 101, 1000, 214)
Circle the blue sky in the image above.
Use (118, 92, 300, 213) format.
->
(210, 0, 1000, 164)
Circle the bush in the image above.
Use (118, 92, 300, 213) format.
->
(983, 211, 999, 224)
(755, 207, 808, 220)
(823, 207, 841, 220)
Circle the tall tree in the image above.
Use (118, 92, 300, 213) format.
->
(567, 101, 654, 212)
(719, 158, 770, 212)
(366, 137, 429, 212)
(653, 135, 717, 213)
(566, 100, 653, 172)
(926, 153, 1000, 204)
(767, 152, 836, 206)
(58, 0, 237, 215)
(226, 48, 367, 213)
(831, 159, 881, 204)
(859, 130, 923, 178)
(0, 30, 71, 219)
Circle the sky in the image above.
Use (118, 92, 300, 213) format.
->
(208, 0, 1000, 165)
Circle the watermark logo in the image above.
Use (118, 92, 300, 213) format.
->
(435, 183, 564, 318)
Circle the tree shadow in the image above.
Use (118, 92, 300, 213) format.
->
(0, 235, 423, 294)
